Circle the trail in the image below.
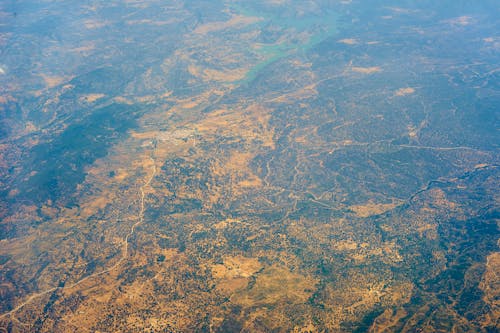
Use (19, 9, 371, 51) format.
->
(0, 155, 157, 322)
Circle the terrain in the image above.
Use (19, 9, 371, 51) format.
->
(0, 0, 499, 332)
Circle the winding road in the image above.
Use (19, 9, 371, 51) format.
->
(0, 154, 157, 323)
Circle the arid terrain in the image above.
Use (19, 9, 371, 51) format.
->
(0, 0, 498, 332)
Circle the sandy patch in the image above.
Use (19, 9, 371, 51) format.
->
(79, 93, 105, 103)
(202, 67, 247, 82)
(338, 38, 358, 45)
(474, 163, 489, 169)
(395, 87, 415, 96)
(212, 256, 262, 279)
(189, 64, 247, 82)
(194, 15, 262, 34)
(231, 266, 317, 306)
(352, 66, 381, 74)
(40, 74, 67, 88)
(350, 201, 399, 217)
(80, 194, 115, 219)
(332, 240, 358, 251)
(271, 83, 317, 103)
(0, 94, 15, 104)
(407, 125, 418, 138)
(213, 218, 246, 230)
(113, 96, 134, 104)
(211, 256, 263, 294)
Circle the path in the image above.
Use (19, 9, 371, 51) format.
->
(0, 154, 157, 322)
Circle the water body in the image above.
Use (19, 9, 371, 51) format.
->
(231, 3, 339, 83)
